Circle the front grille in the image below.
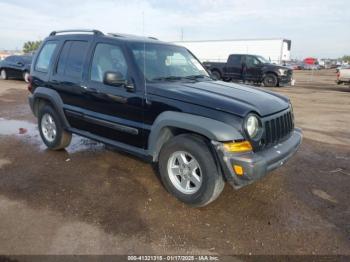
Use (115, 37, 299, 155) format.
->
(263, 109, 294, 147)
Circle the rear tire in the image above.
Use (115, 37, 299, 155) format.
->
(263, 73, 278, 87)
(158, 134, 225, 207)
(0, 69, 7, 80)
(38, 105, 72, 150)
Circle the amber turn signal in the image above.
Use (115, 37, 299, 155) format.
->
(223, 141, 252, 153)
(233, 165, 244, 176)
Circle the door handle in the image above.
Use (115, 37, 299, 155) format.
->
(81, 86, 99, 94)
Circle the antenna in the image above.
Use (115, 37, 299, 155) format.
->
(142, 11, 148, 104)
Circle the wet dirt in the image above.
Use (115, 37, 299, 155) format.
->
(0, 73, 349, 255)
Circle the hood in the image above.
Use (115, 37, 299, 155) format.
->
(277, 65, 291, 71)
(264, 63, 290, 71)
(148, 80, 289, 117)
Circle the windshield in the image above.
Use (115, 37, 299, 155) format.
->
(256, 55, 270, 64)
(130, 43, 210, 81)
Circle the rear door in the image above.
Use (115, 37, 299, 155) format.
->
(13, 57, 27, 78)
(50, 37, 91, 131)
(66, 39, 145, 148)
(224, 55, 242, 79)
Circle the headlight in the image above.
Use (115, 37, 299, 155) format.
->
(278, 68, 287, 75)
(245, 115, 261, 139)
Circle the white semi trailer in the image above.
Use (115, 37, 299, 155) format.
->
(174, 38, 291, 65)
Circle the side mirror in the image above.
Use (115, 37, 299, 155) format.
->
(103, 71, 135, 92)
(103, 71, 126, 87)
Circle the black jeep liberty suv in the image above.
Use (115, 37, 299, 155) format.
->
(28, 30, 302, 207)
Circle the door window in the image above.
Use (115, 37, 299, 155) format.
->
(246, 56, 260, 67)
(56, 41, 89, 79)
(35, 41, 57, 73)
(90, 43, 128, 82)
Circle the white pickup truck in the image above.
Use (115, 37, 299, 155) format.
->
(337, 66, 350, 85)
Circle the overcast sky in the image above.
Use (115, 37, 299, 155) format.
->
(0, 0, 349, 58)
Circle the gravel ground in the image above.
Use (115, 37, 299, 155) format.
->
(0, 69, 349, 255)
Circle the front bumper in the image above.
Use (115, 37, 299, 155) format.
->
(214, 128, 302, 189)
(278, 75, 293, 86)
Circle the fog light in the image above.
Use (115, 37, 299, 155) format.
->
(233, 165, 244, 176)
(223, 141, 252, 153)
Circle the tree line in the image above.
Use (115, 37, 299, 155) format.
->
(23, 41, 42, 54)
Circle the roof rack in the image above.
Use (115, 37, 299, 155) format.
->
(107, 33, 124, 38)
(107, 33, 158, 40)
(49, 29, 103, 36)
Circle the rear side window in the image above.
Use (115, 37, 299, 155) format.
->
(56, 41, 89, 79)
(228, 55, 241, 66)
(35, 42, 57, 73)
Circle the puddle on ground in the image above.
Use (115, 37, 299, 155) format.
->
(66, 135, 105, 154)
(0, 118, 37, 136)
(0, 118, 105, 154)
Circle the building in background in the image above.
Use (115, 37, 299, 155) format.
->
(174, 38, 291, 65)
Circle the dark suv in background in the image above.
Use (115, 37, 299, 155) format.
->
(0, 55, 32, 82)
(28, 30, 302, 207)
(204, 54, 293, 87)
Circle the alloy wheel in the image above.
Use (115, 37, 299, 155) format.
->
(167, 151, 202, 194)
(41, 113, 57, 142)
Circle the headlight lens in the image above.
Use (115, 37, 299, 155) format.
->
(278, 68, 287, 75)
(245, 115, 260, 139)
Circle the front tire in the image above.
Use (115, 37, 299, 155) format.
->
(38, 105, 72, 150)
(0, 69, 7, 80)
(158, 134, 225, 207)
(263, 73, 278, 87)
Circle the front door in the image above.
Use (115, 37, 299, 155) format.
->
(245, 55, 263, 82)
(79, 41, 145, 148)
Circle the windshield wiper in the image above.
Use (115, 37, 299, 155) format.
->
(183, 75, 211, 81)
(151, 75, 211, 82)
(151, 76, 183, 81)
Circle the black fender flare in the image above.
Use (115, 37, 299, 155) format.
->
(148, 111, 244, 161)
(31, 87, 70, 128)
